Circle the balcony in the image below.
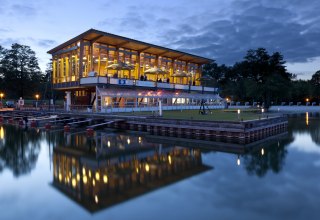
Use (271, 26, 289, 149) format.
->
(79, 76, 218, 93)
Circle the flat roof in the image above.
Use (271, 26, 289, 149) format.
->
(48, 29, 213, 64)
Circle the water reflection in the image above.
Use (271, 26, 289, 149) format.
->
(241, 136, 293, 177)
(288, 117, 320, 146)
(0, 125, 42, 176)
(52, 131, 211, 213)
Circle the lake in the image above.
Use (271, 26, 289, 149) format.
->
(0, 117, 319, 220)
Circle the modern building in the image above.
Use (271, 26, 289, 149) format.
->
(47, 29, 221, 112)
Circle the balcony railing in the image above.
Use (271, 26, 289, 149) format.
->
(77, 76, 218, 92)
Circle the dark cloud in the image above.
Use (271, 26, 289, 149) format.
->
(10, 4, 37, 17)
(159, 0, 320, 66)
(0, 38, 20, 47)
(119, 11, 148, 30)
(37, 39, 56, 48)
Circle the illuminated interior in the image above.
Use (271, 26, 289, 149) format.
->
(49, 29, 211, 86)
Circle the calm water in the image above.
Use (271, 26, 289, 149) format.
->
(0, 117, 319, 220)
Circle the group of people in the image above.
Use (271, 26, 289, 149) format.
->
(140, 75, 148, 81)
(139, 75, 170, 83)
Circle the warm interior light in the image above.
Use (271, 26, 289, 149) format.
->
(127, 138, 131, 144)
(145, 164, 150, 172)
(82, 167, 86, 175)
(95, 195, 99, 204)
(83, 176, 88, 184)
(95, 172, 100, 181)
(168, 155, 172, 165)
(306, 112, 309, 126)
(72, 178, 77, 188)
(103, 175, 108, 183)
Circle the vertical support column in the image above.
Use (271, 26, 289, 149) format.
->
(158, 99, 162, 116)
(95, 86, 99, 112)
(185, 62, 189, 86)
(172, 59, 176, 84)
(115, 47, 119, 63)
(198, 64, 202, 86)
(98, 48, 101, 75)
(155, 55, 159, 68)
(66, 91, 71, 111)
(90, 42, 94, 72)
(137, 52, 141, 79)
(65, 57, 70, 82)
(52, 60, 56, 84)
(79, 40, 84, 78)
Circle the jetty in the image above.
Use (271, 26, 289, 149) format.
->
(0, 109, 288, 144)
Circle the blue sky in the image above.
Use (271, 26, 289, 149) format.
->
(0, 0, 320, 79)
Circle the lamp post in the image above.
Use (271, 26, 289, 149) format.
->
(35, 94, 39, 109)
(0, 93, 4, 106)
(237, 109, 240, 120)
(261, 108, 264, 118)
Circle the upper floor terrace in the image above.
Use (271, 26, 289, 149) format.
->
(48, 29, 215, 92)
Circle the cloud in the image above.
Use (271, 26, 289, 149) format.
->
(153, 0, 320, 68)
(0, 28, 11, 33)
(37, 39, 56, 48)
(9, 4, 37, 17)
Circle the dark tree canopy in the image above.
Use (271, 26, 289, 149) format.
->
(202, 48, 307, 107)
(0, 43, 44, 99)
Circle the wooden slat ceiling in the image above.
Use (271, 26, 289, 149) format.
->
(48, 29, 213, 64)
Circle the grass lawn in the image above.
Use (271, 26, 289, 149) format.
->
(120, 109, 266, 121)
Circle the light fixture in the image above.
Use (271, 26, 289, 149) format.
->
(103, 175, 108, 183)
(83, 176, 88, 184)
(95, 172, 100, 181)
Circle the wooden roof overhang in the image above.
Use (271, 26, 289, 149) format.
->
(48, 29, 213, 65)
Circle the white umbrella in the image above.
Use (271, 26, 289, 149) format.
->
(144, 67, 168, 75)
(107, 61, 134, 70)
(172, 71, 191, 77)
(107, 61, 134, 78)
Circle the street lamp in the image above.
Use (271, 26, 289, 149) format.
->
(35, 94, 39, 109)
(0, 93, 4, 104)
(237, 109, 241, 120)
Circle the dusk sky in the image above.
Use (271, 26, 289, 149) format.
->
(0, 0, 320, 79)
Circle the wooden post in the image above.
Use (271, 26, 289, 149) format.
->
(90, 42, 94, 71)
(79, 40, 84, 78)
(137, 52, 141, 79)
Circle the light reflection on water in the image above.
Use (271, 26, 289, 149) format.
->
(0, 117, 319, 220)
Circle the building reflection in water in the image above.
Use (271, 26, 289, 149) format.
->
(52, 132, 211, 213)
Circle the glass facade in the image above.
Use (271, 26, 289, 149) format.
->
(52, 41, 202, 86)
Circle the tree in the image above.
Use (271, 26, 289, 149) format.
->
(0, 45, 7, 89)
(1, 43, 43, 98)
(241, 48, 293, 109)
